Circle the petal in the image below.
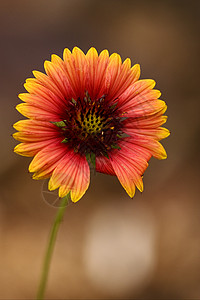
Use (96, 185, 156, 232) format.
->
(123, 117, 170, 140)
(29, 142, 67, 173)
(92, 49, 110, 99)
(96, 155, 116, 175)
(43, 60, 75, 99)
(130, 63, 141, 82)
(123, 135, 167, 160)
(103, 53, 122, 97)
(24, 80, 66, 110)
(110, 140, 151, 197)
(108, 61, 141, 101)
(24, 79, 65, 105)
(132, 127, 170, 140)
(123, 89, 161, 111)
(32, 169, 52, 180)
(70, 157, 90, 202)
(51, 53, 66, 70)
(110, 152, 136, 197)
(86, 47, 99, 99)
(30, 72, 64, 101)
(118, 139, 151, 172)
(33, 153, 68, 180)
(72, 47, 88, 97)
(16, 103, 60, 121)
(18, 92, 64, 118)
(48, 150, 76, 191)
(49, 150, 90, 202)
(118, 79, 157, 109)
(123, 115, 168, 129)
(13, 119, 60, 142)
(13, 119, 57, 132)
(63, 48, 77, 91)
(63, 47, 88, 98)
(116, 62, 140, 97)
(86, 48, 109, 99)
(124, 100, 167, 118)
(13, 139, 57, 157)
(13, 131, 59, 142)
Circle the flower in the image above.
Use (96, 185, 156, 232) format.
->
(13, 47, 170, 202)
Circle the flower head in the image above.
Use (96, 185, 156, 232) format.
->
(13, 47, 169, 202)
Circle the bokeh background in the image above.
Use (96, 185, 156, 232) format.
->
(0, 0, 200, 299)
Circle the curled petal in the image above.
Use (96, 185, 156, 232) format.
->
(96, 155, 116, 175)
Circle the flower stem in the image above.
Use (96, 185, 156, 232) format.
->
(36, 193, 70, 300)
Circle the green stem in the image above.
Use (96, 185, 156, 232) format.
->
(36, 193, 70, 300)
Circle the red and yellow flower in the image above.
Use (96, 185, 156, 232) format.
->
(13, 47, 169, 202)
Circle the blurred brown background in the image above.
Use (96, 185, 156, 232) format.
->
(0, 0, 200, 299)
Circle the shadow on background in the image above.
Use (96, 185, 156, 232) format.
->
(0, 0, 199, 299)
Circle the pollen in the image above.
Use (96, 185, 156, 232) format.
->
(77, 110, 103, 135)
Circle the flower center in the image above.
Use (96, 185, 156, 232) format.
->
(76, 110, 104, 136)
(53, 92, 123, 159)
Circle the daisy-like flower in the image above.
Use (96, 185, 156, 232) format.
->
(13, 47, 169, 202)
